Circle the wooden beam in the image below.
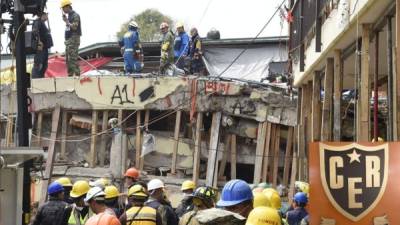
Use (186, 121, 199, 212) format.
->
(144, 110, 150, 130)
(396, 0, 400, 140)
(321, 58, 334, 141)
(192, 113, 203, 184)
(36, 112, 43, 147)
(171, 110, 182, 174)
(205, 112, 222, 188)
(89, 110, 98, 168)
(267, 124, 277, 182)
(5, 116, 13, 147)
(40, 105, 60, 204)
(312, 72, 322, 141)
(218, 134, 231, 179)
(283, 126, 294, 187)
(288, 152, 298, 204)
(333, 49, 343, 141)
(272, 125, 281, 187)
(60, 111, 68, 160)
(374, 32, 380, 141)
(230, 134, 237, 180)
(261, 122, 272, 182)
(253, 122, 267, 184)
(99, 110, 109, 166)
(118, 109, 123, 126)
(135, 111, 142, 169)
(358, 24, 371, 141)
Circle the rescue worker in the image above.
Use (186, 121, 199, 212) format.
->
(105, 185, 124, 218)
(85, 187, 121, 225)
(175, 180, 196, 217)
(31, 11, 53, 78)
(188, 28, 204, 74)
(216, 179, 254, 218)
(263, 188, 286, 225)
(159, 22, 175, 75)
(32, 181, 67, 225)
(61, 0, 81, 76)
(57, 177, 74, 204)
(64, 180, 92, 225)
(245, 206, 282, 225)
(145, 179, 179, 225)
(120, 21, 142, 74)
(286, 192, 308, 225)
(178, 186, 216, 225)
(124, 167, 142, 189)
(174, 22, 189, 70)
(119, 184, 161, 225)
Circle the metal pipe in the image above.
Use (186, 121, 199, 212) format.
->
(374, 32, 379, 141)
(387, 16, 393, 141)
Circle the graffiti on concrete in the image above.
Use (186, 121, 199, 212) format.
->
(230, 99, 257, 116)
(111, 84, 134, 105)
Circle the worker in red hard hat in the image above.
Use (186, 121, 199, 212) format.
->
(124, 167, 140, 189)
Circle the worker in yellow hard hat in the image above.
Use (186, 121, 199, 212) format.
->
(253, 192, 271, 208)
(175, 180, 196, 217)
(159, 22, 175, 75)
(104, 185, 124, 218)
(63, 180, 93, 225)
(246, 206, 282, 225)
(57, 177, 74, 204)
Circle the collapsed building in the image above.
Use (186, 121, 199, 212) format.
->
(0, 36, 298, 207)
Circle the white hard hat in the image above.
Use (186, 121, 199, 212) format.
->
(129, 21, 138, 28)
(84, 186, 105, 202)
(147, 179, 164, 191)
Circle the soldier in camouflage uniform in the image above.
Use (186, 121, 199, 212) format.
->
(61, 0, 82, 76)
(159, 22, 175, 75)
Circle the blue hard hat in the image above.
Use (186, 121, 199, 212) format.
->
(48, 181, 64, 195)
(293, 192, 308, 204)
(216, 179, 253, 207)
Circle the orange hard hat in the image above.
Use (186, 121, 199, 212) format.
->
(124, 167, 139, 179)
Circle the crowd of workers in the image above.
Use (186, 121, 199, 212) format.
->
(31, 0, 204, 78)
(33, 167, 309, 225)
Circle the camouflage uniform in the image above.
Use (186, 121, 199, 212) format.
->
(160, 30, 175, 75)
(64, 10, 81, 76)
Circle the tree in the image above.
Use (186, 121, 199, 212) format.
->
(117, 9, 174, 42)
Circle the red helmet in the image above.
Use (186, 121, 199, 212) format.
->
(125, 167, 139, 179)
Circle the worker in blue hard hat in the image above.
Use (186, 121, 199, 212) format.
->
(216, 179, 254, 218)
(286, 192, 308, 225)
(32, 181, 68, 225)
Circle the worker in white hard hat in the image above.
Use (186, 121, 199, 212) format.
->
(174, 22, 189, 70)
(145, 179, 179, 225)
(119, 20, 143, 74)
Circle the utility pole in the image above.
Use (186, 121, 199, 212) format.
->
(14, 1, 31, 224)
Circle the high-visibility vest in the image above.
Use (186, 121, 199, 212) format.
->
(67, 206, 93, 225)
(126, 206, 157, 225)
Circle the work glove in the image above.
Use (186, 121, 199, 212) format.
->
(161, 52, 168, 61)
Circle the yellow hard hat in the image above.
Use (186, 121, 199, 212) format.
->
(253, 192, 271, 208)
(57, 177, 73, 187)
(128, 184, 148, 198)
(176, 22, 184, 28)
(70, 180, 90, 198)
(263, 188, 279, 196)
(295, 181, 309, 194)
(181, 180, 196, 191)
(104, 185, 120, 199)
(60, 0, 72, 8)
(246, 206, 282, 225)
(264, 191, 281, 209)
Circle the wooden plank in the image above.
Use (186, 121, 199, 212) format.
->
(218, 134, 231, 178)
(205, 112, 222, 188)
(267, 124, 277, 183)
(272, 125, 281, 187)
(288, 152, 298, 203)
(312, 72, 322, 141)
(261, 122, 272, 182)
(230, 134, 237, 180)
(135, 111, 142, 169)
(333, 50, 343, 141)
(283, 126, 294, 187)
(89, 110, 99, 168)
(144, 110, 150, 130)
(171, 110, 182, 174)
(40, 105, 60, 204)
(60, 111, 68, 160)
(253, 122, 267, 184)
(36, 112, 43, 147)
(5, 116, 13, 147)
(359, 24, 371, 141)
(321, 58, 334, 141)
(192, 113, 203, 184)
(118, 109, 123, 126)
(99, 110, 109, 166)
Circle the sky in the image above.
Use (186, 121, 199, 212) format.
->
(1, 0, 288, 53)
